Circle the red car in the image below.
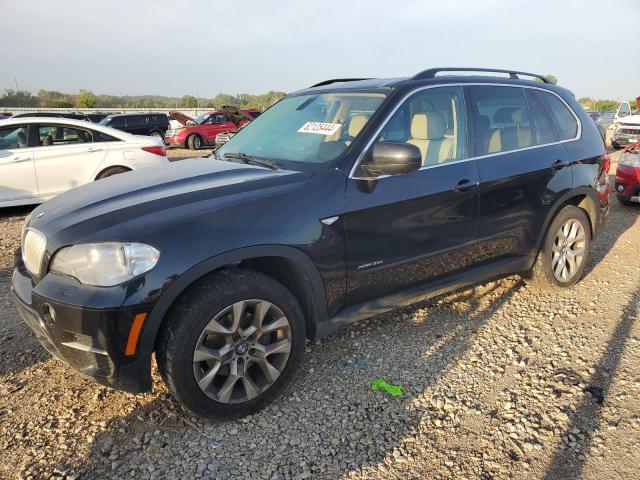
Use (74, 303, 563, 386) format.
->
(615, 142, 640, 205)
(165, 108, 259, 150)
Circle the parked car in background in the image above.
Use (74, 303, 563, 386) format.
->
(0, 117, 168, 207)
(615, 142, 640, 205)
(611, 101, 640, 149)
(99, 113, 170, 141)
(12, 112, 93, 122)
(587, 112, 606, 142)
(165, 108, 258, 149)
(0, 112, 12, 120)
(11, 68, 609, 419)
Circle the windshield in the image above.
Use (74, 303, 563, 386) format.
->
(217, 92, 386, 164)
(193, 113, 209, 124)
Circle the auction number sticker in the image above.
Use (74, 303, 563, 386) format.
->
(298, 122, 342, 135)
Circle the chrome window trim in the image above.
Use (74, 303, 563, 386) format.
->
(348, 82, 582, 180)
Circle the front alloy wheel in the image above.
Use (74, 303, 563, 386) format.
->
(193, 299, 292, 404)
(157, 269, 305, 418)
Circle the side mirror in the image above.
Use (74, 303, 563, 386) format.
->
(360, 142, 422, 177)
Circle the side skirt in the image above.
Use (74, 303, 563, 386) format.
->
(314, 255, 531, 339)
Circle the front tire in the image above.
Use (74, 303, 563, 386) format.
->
(187, 134, 203, 150)
(525, 205, 591, 291)
(157, 269, 305, 419)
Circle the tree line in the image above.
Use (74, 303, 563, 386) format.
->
(1, 86, 637, 113)
(0, 89, 287, 111)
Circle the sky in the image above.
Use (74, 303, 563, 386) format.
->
(1, 0, 639, 100)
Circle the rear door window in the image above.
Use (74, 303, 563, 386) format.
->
(525, 89, 558, 145)
(533, 91, 579, 140)
(467, 86, 533, 155)
(37, 125, 93, 146)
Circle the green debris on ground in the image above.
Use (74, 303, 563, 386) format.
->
(370, 378, 404, 397)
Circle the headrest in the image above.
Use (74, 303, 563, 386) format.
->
(348, 115, 369, 137)
(16, 130, 27, 145)
(494, 107, 528, 124)
(410, 112, 446, 140)
(42, 135, 53, 146)
(478, 115, 490, 131)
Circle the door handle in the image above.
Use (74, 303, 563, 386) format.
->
(453, 178, 474, 193)
(87, 147, 103, 153)
(12, 157, 30, 163)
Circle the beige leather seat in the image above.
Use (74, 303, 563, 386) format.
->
(488, 108, 533, 153)
(344, 115, 369, 145)
(407, 112, 453, 165)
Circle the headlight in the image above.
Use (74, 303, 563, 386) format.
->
(619, 152, 640, 167)
(50, 242, 160, 287)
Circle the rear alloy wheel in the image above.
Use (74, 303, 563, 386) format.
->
(157, 269, 305, 418)
(550, 218, 586, 283)
(525, 205, 591, 291)
(188, 134, 203, 150)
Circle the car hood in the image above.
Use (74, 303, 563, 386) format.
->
(168, 110, 195, 126)
(618, 114, 640, 126)
(28, 158, 309, 245)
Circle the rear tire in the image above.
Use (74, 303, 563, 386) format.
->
(96, 166, 130, 179)
(525, 205, 591, 292)
(157, 269, 305, 419)
(187, 134, 203, 150)
(150, 131, 164, 141)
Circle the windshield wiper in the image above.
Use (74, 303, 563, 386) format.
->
(223, 152, 279, 170)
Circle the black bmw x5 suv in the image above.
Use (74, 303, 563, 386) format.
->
(12, 68, 610, 418)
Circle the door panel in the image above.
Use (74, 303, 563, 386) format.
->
(467, 85, 573, 257)
(345, 162, 479, 305)
(0, 148, 37, 201)
(476, 145, 571, 256)
(33, 124, 108, 197)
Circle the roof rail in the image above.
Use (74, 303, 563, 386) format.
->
(411, 68, 550, 84)
(310, 78, 373, 88)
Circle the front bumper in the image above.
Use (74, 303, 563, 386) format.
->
(612, 131, 640, 148)
(615, 164, 640, 202)
(11, 250, 153, 393)
(164, 136, 186, 148)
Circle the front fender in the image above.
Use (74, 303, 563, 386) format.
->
(137, 244, 329, 355)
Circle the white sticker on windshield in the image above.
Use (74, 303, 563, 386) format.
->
(298, 122, 342, 135)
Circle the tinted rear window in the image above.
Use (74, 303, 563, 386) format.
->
(525, 89, 557, 145)
(533, 91, 578, 141)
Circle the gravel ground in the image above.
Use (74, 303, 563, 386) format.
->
(1, 154, 639, 480)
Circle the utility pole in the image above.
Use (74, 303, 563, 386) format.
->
(14, 78, 20, 108)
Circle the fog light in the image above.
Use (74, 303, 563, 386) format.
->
(617, 184, 625, 192)
(42, 304, 56, 324)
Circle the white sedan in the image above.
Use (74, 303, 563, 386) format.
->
(0, 116, 169, 207)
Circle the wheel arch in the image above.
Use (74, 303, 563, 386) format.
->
(140, 245, 329, 354)
(535, 188, 600, 254)
(94, 164, 131, 180)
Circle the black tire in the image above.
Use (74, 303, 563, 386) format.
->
(525, 205, 591, 292)
(156, 269, 305, 419)
(149, 131, 164, 141)
(617, 196, 635, 206)
(96, 166, 130, 180)
(187, 134, 203, 150)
